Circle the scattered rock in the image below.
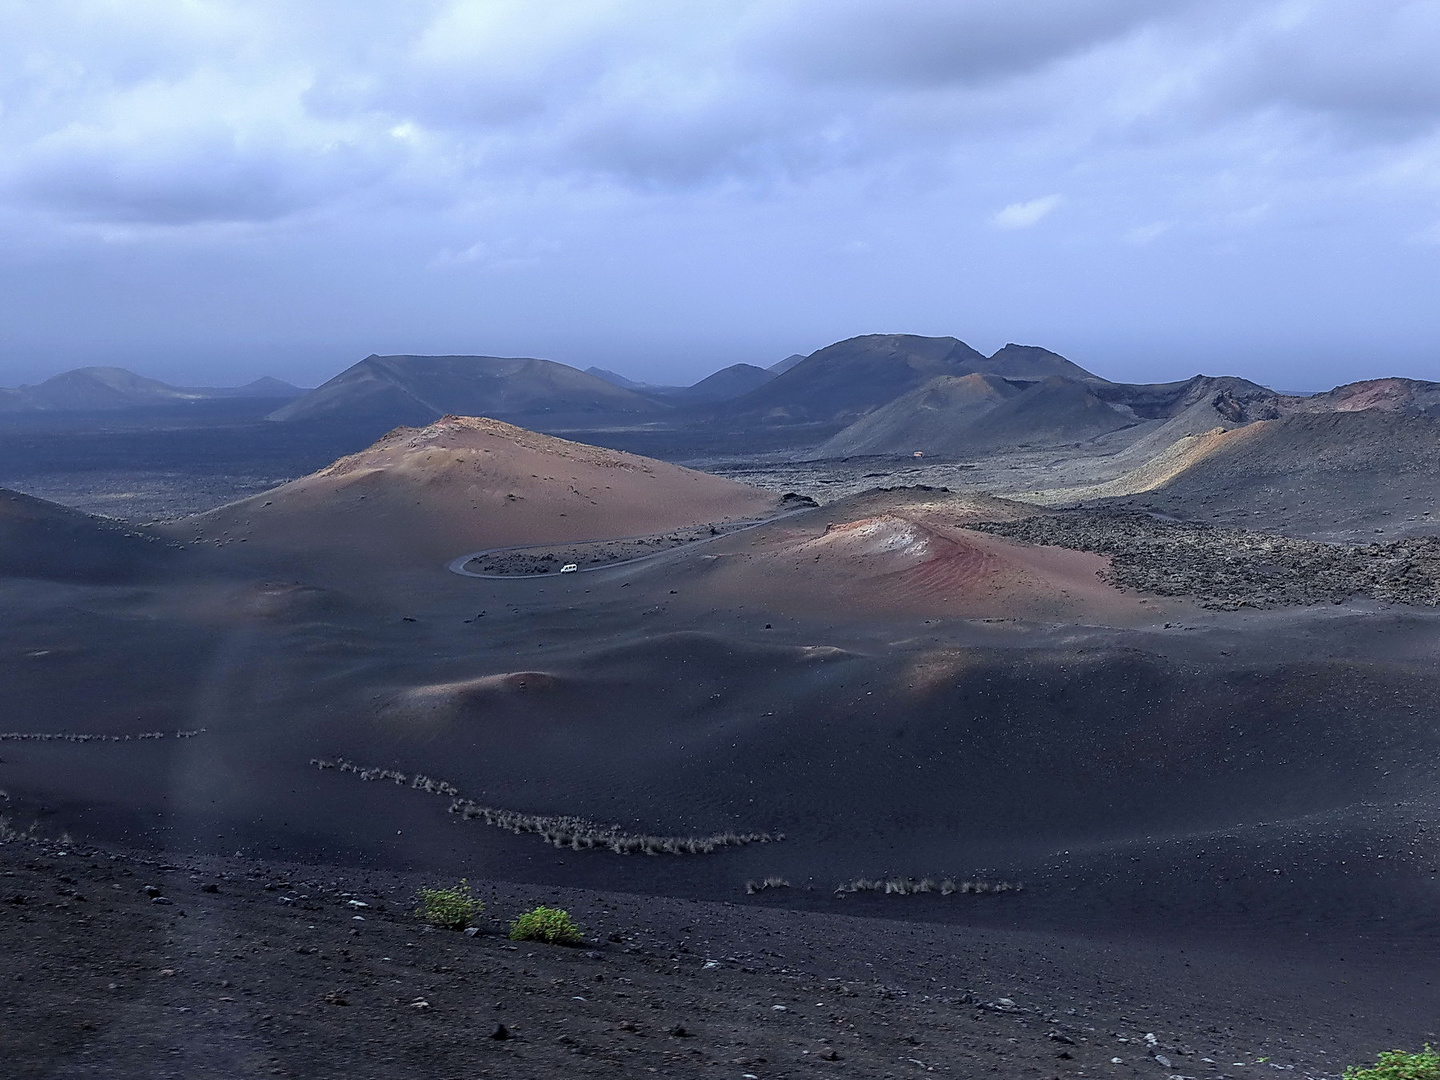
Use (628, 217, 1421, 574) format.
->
(972, 512, 1440, 608)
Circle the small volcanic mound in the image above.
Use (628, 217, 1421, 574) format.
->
(168, 416, 785, 567)
(801, 514, 940, 557)
(385, 671, 563, 722)
(795, 515, 996, 595)
(234, 581, 346, 619)
(685, 500, 1162, 622)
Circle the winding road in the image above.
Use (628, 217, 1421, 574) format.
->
(446, 509, 810, 579)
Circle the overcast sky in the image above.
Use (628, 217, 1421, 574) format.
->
(3, 0, 1439, 388)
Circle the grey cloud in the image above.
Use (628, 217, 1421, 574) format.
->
(5, 0, 1440, 242)
(11, 126, 398, 225)
(303, 1, 634, 131)
(744, 0, 1184, 90)
(1115, 1, 1440, 147)
(1222, 2, 1440, 138)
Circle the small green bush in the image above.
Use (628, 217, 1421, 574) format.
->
(415, 880, 482, 929)
(508, 905, 583, 945)
(1345, 1047, 1440, 1080)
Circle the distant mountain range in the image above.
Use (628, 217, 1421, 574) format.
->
(0, 366, 304, 414)
(261, 334, 1117, 433)
(11, 341, 1439, 471)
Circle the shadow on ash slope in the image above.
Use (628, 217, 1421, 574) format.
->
(973, 511, 1440, 610)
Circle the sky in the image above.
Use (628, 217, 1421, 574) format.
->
(2, 0, 1439, 390)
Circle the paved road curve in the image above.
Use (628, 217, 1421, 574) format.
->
(446, 510, 809, 580)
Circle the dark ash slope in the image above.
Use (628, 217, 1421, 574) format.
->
(1087, 411, 1440, 541)
(818, 373, 1019, 456)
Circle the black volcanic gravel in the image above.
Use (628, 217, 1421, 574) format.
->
(971, 511, 1440, 609)
(4, 835, 1436, 1080)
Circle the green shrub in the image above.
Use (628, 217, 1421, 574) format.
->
(508, 905, 583, 945)
(1345, 1047, 1440, 1080)
(415, 880, 482, 929)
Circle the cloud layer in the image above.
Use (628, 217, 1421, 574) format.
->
(2, 0, 1438, 385)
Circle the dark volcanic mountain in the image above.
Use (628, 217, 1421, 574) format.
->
(0, 367, 303, 413)
(667, 362, 776, 403)
(215, 376, 305, 399)
(724, 335, 1108, 425)
(268, 354, 667, 429)
(583, 366, 649, 390)
(819, 373, 1020, 456)
(722, 334, 989, 424)
(981, 343, 1110, 383)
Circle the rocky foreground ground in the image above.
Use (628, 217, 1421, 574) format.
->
(3, 834, 1434, 1080)
(972, 512, 1440, 609)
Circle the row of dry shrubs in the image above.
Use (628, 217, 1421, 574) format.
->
(746, 876, 789, 894)
(311, 757, 458, 795)
(1, 729, 203, 743)
(835, 877, 1021, 896)
(312, 757, 781, 856)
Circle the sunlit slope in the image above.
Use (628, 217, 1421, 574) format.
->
(172, 416, 785, 566)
